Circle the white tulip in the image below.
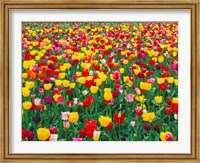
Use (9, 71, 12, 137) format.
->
(49, 134, 58, 141)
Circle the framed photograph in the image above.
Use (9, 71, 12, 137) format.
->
(1, 0, 199, 162)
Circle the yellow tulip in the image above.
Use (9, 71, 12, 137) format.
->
(22, 87, 30, 97)
(22, 101, 32, 110)
(154, 96, 163, 104)
(157, 78, 165, 84)
(59, 73, 66, 79)
(44, 83, 52, 90)
(142, 112, 156, 123)
(104, 92, 112, 101)
(68, 112, 79, 123)
(55, 80, 62, 86)
(77, 77, 86, 84)
(93, 130, 101, 141)
(25, 81, 34, 89)
(62, 80, 70, 87)
(94, 78, 102, 87)
(37, 128, 50, 141)
(167, 77, 174, 84)
(98, 116, 112, 127)
(69, 83, 76, 89)
(90, 86, 99, 94)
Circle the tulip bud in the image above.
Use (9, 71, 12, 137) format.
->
(174, 114, 178, 120)
(118, 111, 122, 118)
(63, 121, 70, 129)
(34, 116, 40, 124)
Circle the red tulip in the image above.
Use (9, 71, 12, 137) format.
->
(22, 129, 28, 138)
(49, 127, 57, 134)
(79, 129, 86, 138)
(159, 83, 167, 91)
(85, 80, 94, 87)
(114, 112, 125, 125)
(106, 122, 113, 130)
(31, 102, 36, 110)
(37, 104, 44, 111)
(104, 49, 110, 55)
(166, 99, 172, 105)
(135, 107, 143, 116)
(66, 88, 72, 95)
(66, 100, 74, 106)
(112, 71, 120, 80)
(148, 60, 155, 66)
(166, 133, 173, 141)
(171, 103, 178, 113)
(155, 122, 160, 129)
(82, 69, 89, 77)
(165, 107, 171, 115)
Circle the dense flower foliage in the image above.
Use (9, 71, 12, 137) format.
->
(22, 22, 178, 141)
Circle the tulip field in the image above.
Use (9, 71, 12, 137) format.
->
(22, 22, 178, 141)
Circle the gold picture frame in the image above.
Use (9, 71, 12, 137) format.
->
(0, 0, 199, 162)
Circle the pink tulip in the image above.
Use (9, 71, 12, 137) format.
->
(72, 74, 77, 80)
(72, 138, 83, 141)
(34, 98, 41, 106)
(112, 71, 120, 80)
(126, 94, 134, 102)
(39, 87, 44, 93)
(49, 127, 57, 134)
(57, 96, 64, 105)
(114, 83, 122, 90)
(130, 121, 136, 127)
(61, 112, 70, 121)
(147, 78, 156, 84)
(63, 121, 70, 129)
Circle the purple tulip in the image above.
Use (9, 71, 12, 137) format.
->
(73, 59, 79, 65)
(48, 62, 55, 70)
(150, 70, 155, 75)
(27, 131, 35, 141)
(44, 96, 53, 104)
(138, 53, 146, 59)
(132, 85, 137, 89)
(156, 64, 161, 70)
(43, 77, 50, 84)
(72, 74, 78, 81)
(34, 116, 40, 124)
(137, 72, 144, 79)
(112, 90, 120, 98)
(135, 60, 141, 65)
(144, 123, 150, 131)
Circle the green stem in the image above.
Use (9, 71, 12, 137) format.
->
(72, 123, 76, 137)
(65, 129, 68, 141)
(25, 110, 29, 129)
(131, 127, 134, 141)
(107, 129, 112, 141)
(46, 108, 50, 127)
(118, 120, 121, 140)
